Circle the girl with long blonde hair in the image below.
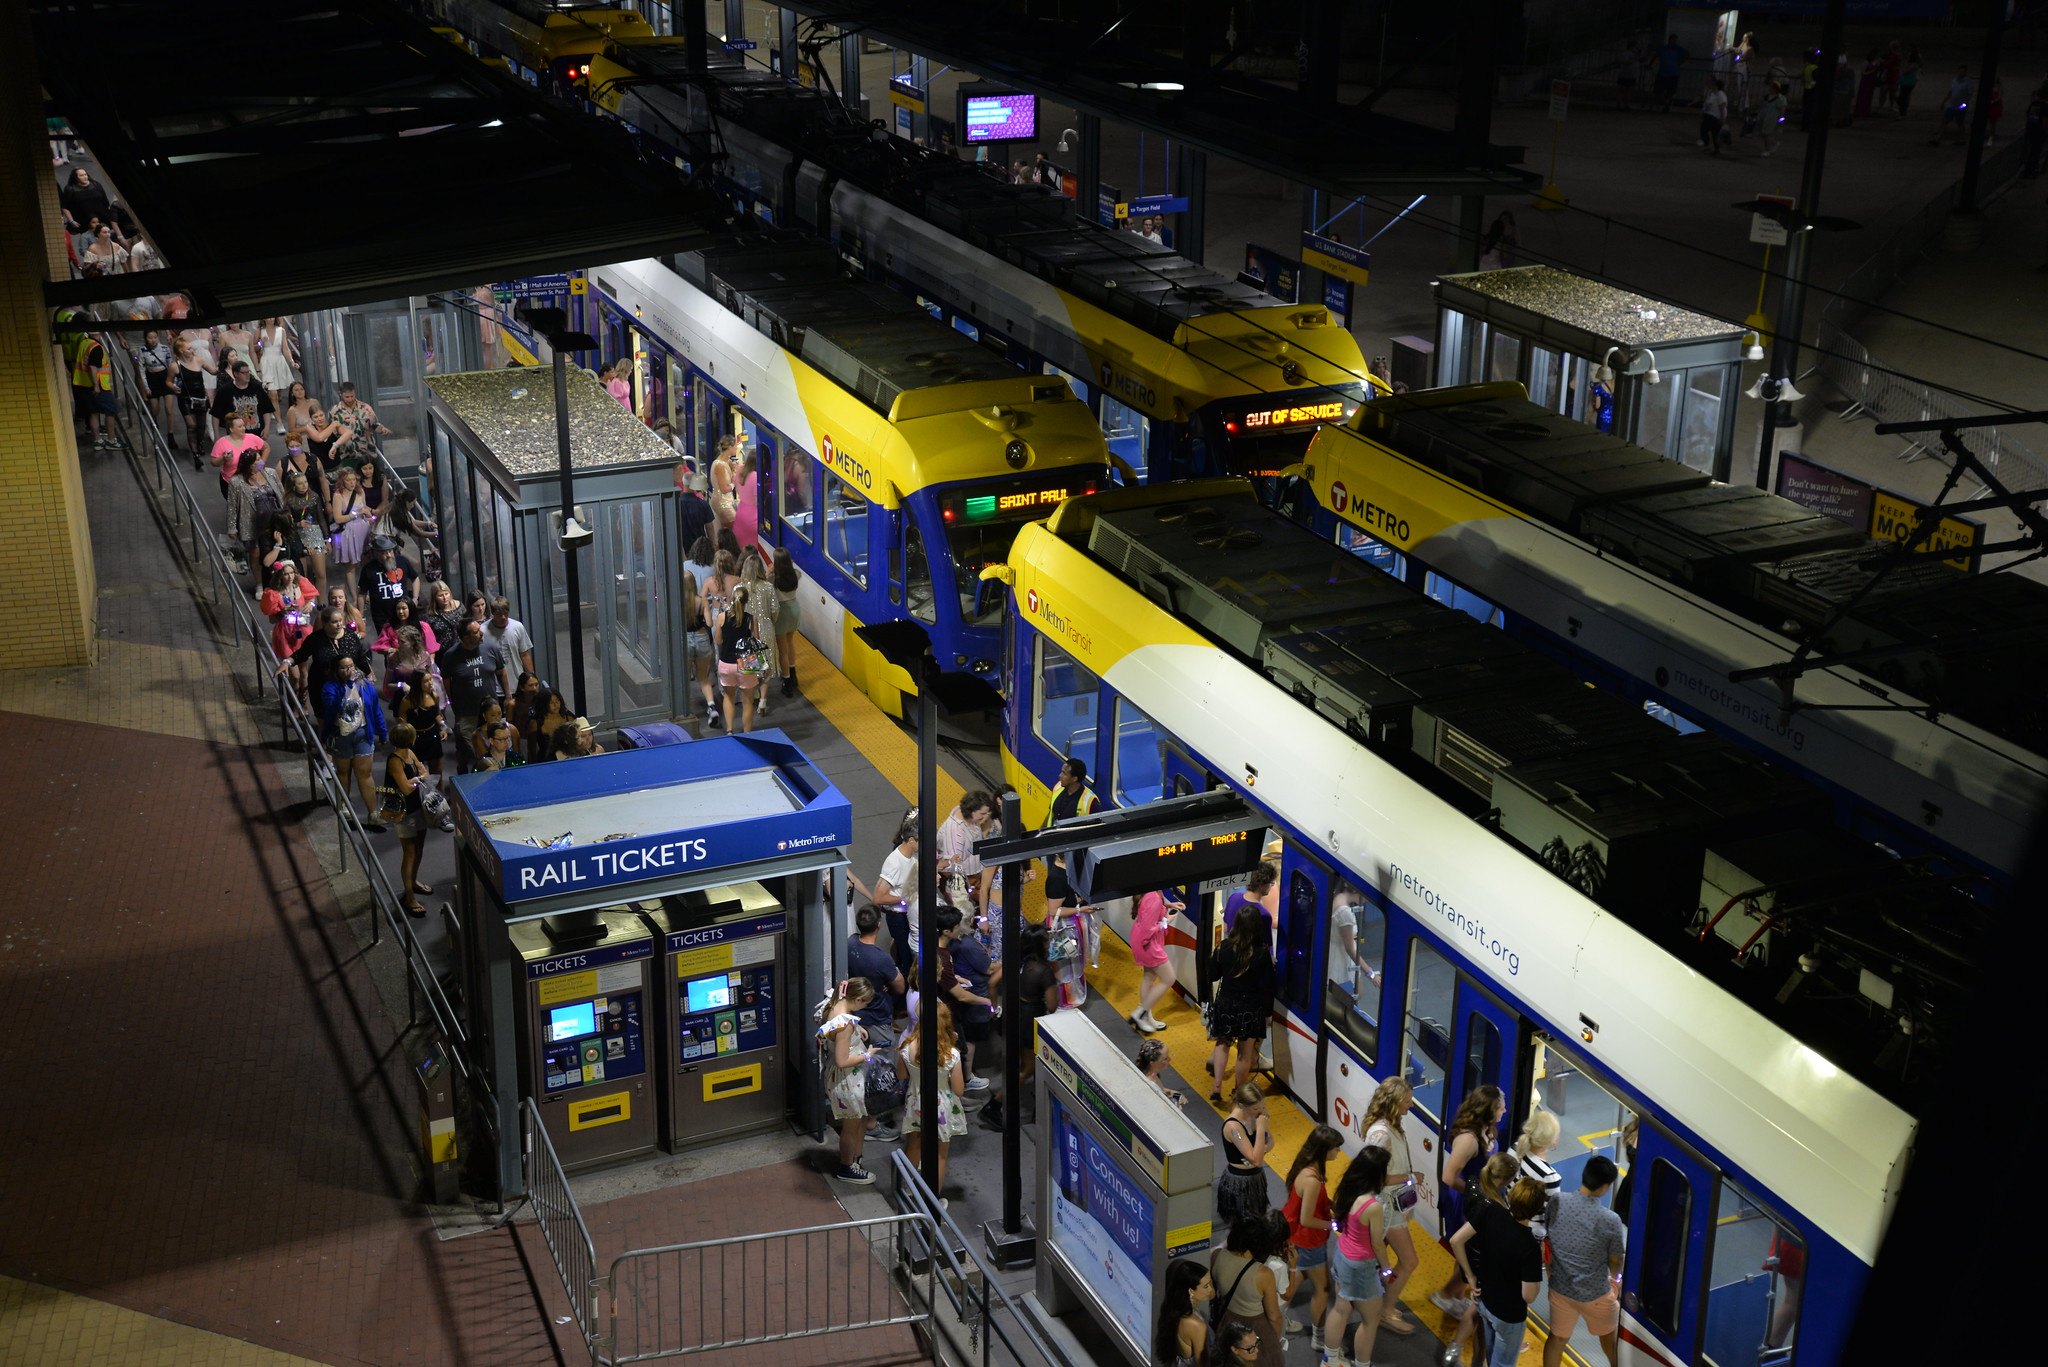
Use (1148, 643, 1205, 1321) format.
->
(1360, 1077, 1425, 1334)
(898, 1000, 968, 1197)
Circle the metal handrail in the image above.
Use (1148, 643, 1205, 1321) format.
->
(600, 1209, 941, 1364)
(886, 1150, 1058, 1367)
(522, 1097, 604, 1363)
(105, 352, 474, 1084)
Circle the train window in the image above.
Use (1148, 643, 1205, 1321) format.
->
(822, 469, 869, 588)
(1423, 571, 1503, 627)
(1401, 938, 1454, 1122)
(1340, 529, 1407, 580)
(1464, 1010, 1501, 1096)
(1704, 1179, 1803, 1367)
(904, 521, 936, 624)
(781, 447, 813, 542)
(1324, 878, 1384, 1063)
(1110, 697, 1166, 807)
(1031, 635, 1099, 765)
(1101, 395, 1149, 483)
(1641, 1158, 1693, 1337)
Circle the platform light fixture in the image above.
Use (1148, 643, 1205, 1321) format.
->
(1055, 127, 1078, 152)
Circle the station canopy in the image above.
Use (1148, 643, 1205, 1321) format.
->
(32, 0, 736, 322)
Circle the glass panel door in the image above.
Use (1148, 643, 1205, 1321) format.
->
(1677, 367, 1726, 473)
(601, 499, 669, 722)
(1448, 977, 1522, 1156)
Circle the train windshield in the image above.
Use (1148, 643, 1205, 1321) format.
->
(1202, 384, 1370, 486)
(935, 470, 1108, 626)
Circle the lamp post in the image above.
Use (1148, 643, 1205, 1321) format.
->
(515, 305, 598, 717)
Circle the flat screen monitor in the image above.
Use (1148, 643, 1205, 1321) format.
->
(685, 975, 734, 1014)
(962, 90, 1037, 144)
(548, 1000, 597, 1042)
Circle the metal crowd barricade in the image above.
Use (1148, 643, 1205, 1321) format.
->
(600, 1211, 941, 1363)
(523, 1098, 605, 1363)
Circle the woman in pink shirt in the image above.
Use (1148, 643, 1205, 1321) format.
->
(1126, 887, 1182, 1033)
(1322, 1144, 1391, 1367)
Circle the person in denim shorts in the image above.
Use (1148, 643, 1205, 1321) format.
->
(1321, 1144, 1390, 1367)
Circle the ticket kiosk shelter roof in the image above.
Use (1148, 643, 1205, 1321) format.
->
(1436, 266, 1746, 371)
(448, 732, 853, 919)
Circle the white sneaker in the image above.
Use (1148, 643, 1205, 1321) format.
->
(1310, 1327, 1325, 1353)
(964, 1075, 991, 1093)
(1141, 1011, 1167, 1032)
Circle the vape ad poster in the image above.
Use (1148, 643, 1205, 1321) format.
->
(1049, 1094, 1154, 1337)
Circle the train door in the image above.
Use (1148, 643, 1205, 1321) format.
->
(1622, 1125, 1715, 1366)
(1271, 844, 1331, 1108)
(1446, 978, 1524, 1146)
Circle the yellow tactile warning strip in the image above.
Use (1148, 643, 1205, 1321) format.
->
(0, 1276, 329, 1367)
(792, 634, 1046, 923)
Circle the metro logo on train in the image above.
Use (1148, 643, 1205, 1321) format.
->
(819, 433, 873, 490)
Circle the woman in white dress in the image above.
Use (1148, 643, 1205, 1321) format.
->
(258, 318, 297, 433)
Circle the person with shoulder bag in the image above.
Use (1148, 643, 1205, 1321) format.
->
(1210, 1214, 1284, 1366)
(1360, 1079, 1426, 1336)
(816, 978, 879, 1185)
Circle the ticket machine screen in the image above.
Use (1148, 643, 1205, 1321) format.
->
(685, 975, 734, 1012)
(549, 1001, 597, 1041)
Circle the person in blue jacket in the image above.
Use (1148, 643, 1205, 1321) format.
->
(321, 652, 388, 830)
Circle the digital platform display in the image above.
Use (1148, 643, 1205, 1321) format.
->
(943, 474, 1102, 526)
(962, 91, 1037, 144)
(548, 1000, 597, 1041)
(684, 974, 734, 1013)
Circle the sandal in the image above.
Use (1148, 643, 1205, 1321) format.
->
(403, 901, 427, 919)
(412, 881, 433, 895)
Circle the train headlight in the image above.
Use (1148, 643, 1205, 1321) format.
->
(1004, 438, 1028, 469)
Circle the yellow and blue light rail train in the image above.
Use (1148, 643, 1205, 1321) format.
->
(419, 6, 1388, 484)
(574, 248, 1111, 715)
(1289, 383, 2046, 885)
(990, 479, 1971, 1367)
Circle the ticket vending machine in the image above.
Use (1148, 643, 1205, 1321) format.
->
(641, 883, 788, 1148)
(512, 907, 659, 1171)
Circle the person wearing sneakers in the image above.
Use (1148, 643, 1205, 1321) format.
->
(934, 905, 996, 1100)
(1283, 1126, 1344, 1354)
(1450, 1177, 1547, 1367)
(816, 977, 879, 1184)
(846, 904, 905, 1143)
(1321, 1143, 1391, 1367)
(1128, 885, 1181, 1033)
(1360, 1079, 1426, 1339)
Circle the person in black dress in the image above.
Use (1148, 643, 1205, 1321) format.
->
(1207, 905, 1276, 1103)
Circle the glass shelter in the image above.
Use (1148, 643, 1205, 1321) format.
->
(426, 367, 688, 730)
(1433, 266, 1745, 476)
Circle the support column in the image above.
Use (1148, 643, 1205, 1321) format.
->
(0, 3, 97, 670)
(909, 52, 931, 144)
(1451, 0, 1495, 274)
(777, 7, 799, 82)
(1754, 0, 1846, 490)
(1076, 113, 1103, 228)
(721, 0, 746, 45)
(1175, 143, 1208, 263)
(839, 32, 862, 116)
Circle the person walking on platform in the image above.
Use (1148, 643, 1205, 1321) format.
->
(851, 817, 923, 981)
(1542, 1155, 1626, 1367)
(1361, 1078, 1427, 1338)
(1448, 1177, 1547, 1367)
(386, 723, 435, 918)
(770, 547, 801, 698)
(320, 653, 387, 831)
(1128, 884, 1181, 1032)
(1700, 77, 1729, 152)
(1431, 1084, 1506, 1319)
(1207, 907, 1276, 1103)
(1321, 1144, 1391, 1367)
(1653, 33, 1686, 112)
(1282, 1126, 1343, 1353)
(1042, 757, 1099, 998)
(816, 977, 880, 1184)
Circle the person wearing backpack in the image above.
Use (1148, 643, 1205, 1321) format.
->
(320, 653, 388, 831)
(1321, 1144, 1392, 1367)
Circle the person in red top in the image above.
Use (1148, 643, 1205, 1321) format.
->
(1126, 886, 1182, 1033)
(1283, 1126, 1344, 1355)
(260, 562, 320, 667)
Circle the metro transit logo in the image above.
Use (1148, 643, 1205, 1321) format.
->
(1330, 481, 1350, 514)
(1026, 588, 1040, 615)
